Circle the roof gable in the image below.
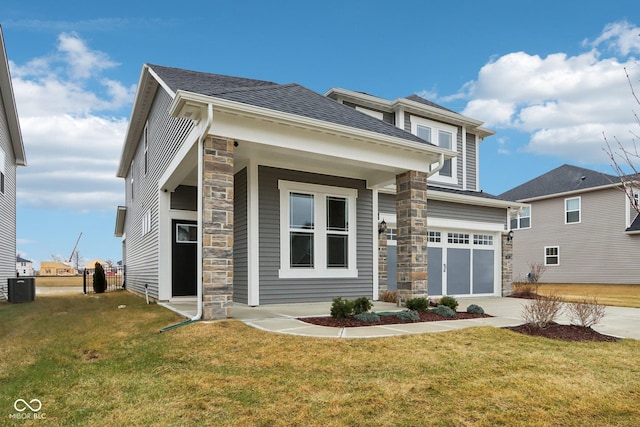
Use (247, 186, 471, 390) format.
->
(500, 164, 618, 201)
(0, 26, 26, 166)
(404, 94, 456, 114)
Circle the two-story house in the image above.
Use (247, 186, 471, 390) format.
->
(115, 64, 521, 320)
(0, 26, 26, 297)
(16, 256, 33, 276)
(500, 164, 640, 285)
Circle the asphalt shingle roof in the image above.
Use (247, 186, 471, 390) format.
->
(149, 64, 430, 145)
(499, 164, 618, 201)
(626, 214, 640, 232)
(404, 94, 457, 113)
(429, 185, 510, 201)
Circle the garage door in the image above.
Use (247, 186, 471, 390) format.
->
(387, 229, 497, 297)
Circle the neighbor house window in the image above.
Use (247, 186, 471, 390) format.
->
(565, 197, 581, 224)
(545, 246, 559, 266)
(411, 117, 458, 184)
(279, 180, 358, 278)
(510, 206, 531, 229)
(142, 210, 152, 236)
(0, 147, 5, 194)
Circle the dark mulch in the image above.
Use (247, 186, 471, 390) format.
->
(506, 323, 620, 342)
(299, 311, 491, 328)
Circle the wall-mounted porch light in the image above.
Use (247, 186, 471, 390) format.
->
(507, 230, 514, 241)
(378, 219, 387, 235)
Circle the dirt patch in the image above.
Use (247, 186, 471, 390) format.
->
(300, 311, 491, 327)
(506, 323, 619, 342)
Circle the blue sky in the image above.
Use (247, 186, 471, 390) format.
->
(3, 0, 639, 269)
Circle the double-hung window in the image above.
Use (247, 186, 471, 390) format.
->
(510, 206, 531, 230)
(279, 181, 358, 278)
(545, 246, 559, 266)
(411, 117, 457, 184)
(565, 197, 581, 224)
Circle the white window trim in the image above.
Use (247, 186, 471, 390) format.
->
(411, 116, 458, 185)
(565, 196, 581, 224)
(142, 209, 152, 236)
(278, 180, 358, 279)
(510, 205, 532, 230)
(625, 187, 640, 228)
(544, 246, 560, 266)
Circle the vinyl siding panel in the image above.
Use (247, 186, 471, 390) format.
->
(0, 98, 17, 292)
(123, 88, 194, 298)
(512, 188, 640, 284)
(258, 166, 373, 304)
(465, 133, 477, 190)
(378, 194, 507, 227)
(233, 168, 248, 304)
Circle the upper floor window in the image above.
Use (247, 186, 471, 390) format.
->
(565, 197, 581, 224)
(411, 116, 458, 185)
(0, 147, 5, 194)
(143, 123, 149, 176)
(279, 180, 358, 278)
(510, 206, 531, 230)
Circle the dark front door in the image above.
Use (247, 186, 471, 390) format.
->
(172, 219, 197, 296)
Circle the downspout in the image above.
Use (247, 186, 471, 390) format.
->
(426, 153, 446, 178)
(192, 103, 214, 322)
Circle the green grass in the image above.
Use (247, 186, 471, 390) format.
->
(1, 292, 640, 426)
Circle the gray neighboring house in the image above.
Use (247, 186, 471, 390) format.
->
(0, 26, 26, 298)
(500, 164, 640, 285)
(115, 64, 522, 320)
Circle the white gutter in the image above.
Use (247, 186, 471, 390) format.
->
(427, 153, 446, 178)
(192, 103, 214, 321)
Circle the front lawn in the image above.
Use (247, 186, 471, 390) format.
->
(518, 283, 640, 308)
(1, 292, 639, 426)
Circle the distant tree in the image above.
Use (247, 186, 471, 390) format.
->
(71, 250, 85, 272)
(93, 262, 107, 293)
(604, 66, 640, 214)
(50, 254, 65, 262)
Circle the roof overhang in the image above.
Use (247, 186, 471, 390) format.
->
(325, 87, 495, 139)
(428, 189, 527, 209)
(114, 206, 126, 237)
(516, 181, 626, 203)
(0, 26, 26, 166)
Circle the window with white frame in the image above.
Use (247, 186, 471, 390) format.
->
(0, 147, 5, 194)
(411, 116, 458, 184)
(428, 231, 441, 243)
(130, 160, 135, 201)
(448, 232, 469, 244)
(142, 210, 152, 236)
(143, 123, 149, 176)
(510, 206, 531, 230)
(473, 234, 493, 246)
(279, 181, 358, 278)
(545, 246, 559, 266)
(565, 197, 581, 224)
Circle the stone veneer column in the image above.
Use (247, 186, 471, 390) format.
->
(378, 231, 388, 294)
(396, 170, 428, 301)
(202, 136, 234, 320)
(501, 233, 514, 296)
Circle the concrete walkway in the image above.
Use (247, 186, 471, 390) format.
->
(229, 297, 640, 340)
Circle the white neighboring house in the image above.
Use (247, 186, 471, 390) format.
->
(16, 256, 33, 276)
(0, 26, 26, 297)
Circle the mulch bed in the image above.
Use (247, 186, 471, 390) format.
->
(506, 323, 620, 342)
(299, 311, 491, 328)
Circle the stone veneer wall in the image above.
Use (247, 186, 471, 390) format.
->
(501, 233, 513, 296)
(202, 136, 234, 319)
(395, 171, 428, 300)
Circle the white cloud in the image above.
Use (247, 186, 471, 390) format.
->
(11, 33, 133, 211)
(460, 20, 640, 165)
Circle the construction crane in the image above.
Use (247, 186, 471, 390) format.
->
(68, 232, 83, 263)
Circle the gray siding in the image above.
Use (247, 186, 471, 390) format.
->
(258, 166, 373, 304)
(379, 193, 506, 227)
(465, 133, 477, 190)
(342, 101, 394, 125)
(123, 89, 194, 298)
(512, 187, 640, 284)
(170, 185, 197, 211)
(233, 168, 248, 304)
(0, 97, 17, 291)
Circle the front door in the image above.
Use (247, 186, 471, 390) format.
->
(172, 219, 197, 296)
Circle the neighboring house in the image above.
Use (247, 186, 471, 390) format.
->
(84, 258, 109, 270)
(0, 26, 26, 297)
(115, 64, 522, 320)
(500, 164, 640, 285)
(40, 261, 78, 276)
(16, 256, 33, 276)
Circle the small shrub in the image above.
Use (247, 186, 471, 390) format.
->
(466, 304, 485, 315)
(378, 290, 398, 303)
(566, 295, 606, 328)
(522, 294, 564, 328)
(405, 297, 429, 312)
(395, 309, 420, 322)
(330, 297, 355, 319)
(93, 262, 107, 294)
(512, 281, 536, 297)
(433, 305, 455, 318)
(353, 297, 373, 315)
(354, 312, 381, 323)
(439, 296, 459, 312)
